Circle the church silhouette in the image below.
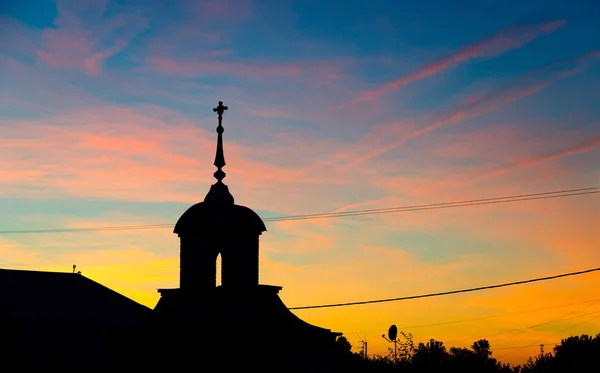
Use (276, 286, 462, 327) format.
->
(0, 101, 340, 372)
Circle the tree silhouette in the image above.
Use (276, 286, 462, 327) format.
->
(412, 339, 449, 371)
(396, 331, 416, 364)
(334, 335, 354, 360)
(521, 333, 600, 373)
(472, 339, 493, 358)
(331, 332, 600, 372)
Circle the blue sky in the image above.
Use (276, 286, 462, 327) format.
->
(1, 0, 599, 364)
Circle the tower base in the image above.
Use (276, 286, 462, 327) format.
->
(145, 285, 340, 372)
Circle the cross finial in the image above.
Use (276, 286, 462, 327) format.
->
(212, 101, 227, 182)
(204, 100, 235, 204)
(213, 101, 228, 118)
(204, 101, 233, 203)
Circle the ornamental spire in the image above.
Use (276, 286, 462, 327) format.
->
(204, 101, 234, 204)
(212, 101, 228, 183)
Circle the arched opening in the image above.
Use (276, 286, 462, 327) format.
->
(215, 252, 222, 287)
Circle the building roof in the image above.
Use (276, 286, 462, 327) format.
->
(155, 285, 342, 338)
(0, 268, 151, 325)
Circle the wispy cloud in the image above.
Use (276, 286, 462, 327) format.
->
(141, 56, 351, 83)
(182, 0, 253, 22)
(0, 103, 354, 211)
(333, 19, 565, 110)
(348, 50, 600, 167)
(36, 0, 149, 76)
(473, 135, 600, 180)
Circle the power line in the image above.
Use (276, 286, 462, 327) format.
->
(345, 298, 600, 335)
(445, 302, 600, 345)
(356, 303, 600, 357)
(347, 300, 600, 358)
(490, 310, 600, 345)
(493, 342, 560, 351)
(364, 340, 558, 357)
(288, 267, 600, 310)
(266, 190, 599, 222)
(0, 187, 597, 235)
(496, 312, 600, 359)
(361, 308, 600, 357)
(264, 187, 599, 222)
(490, 305, 600, 344)
(406, 300, 600, 332)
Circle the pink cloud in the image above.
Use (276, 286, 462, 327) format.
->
(0, 16, 42, 56)
(179, 0, 253, 22)
(0, 55, 104, 111)
(0, 104, 359, 213)
(332, 19, 565, 111)
(246, 106, 299, 120)
(347, 50, 600, 167)
(0, 95, 51, 112)
(36, 1, 149, 76)
(196, 0, 253, 21)
(0, 100, 574, 220)
(428, 126, 522, 160)
(142, 55, 351, 82)
(141, 0, 252, 58)
(55, 0, 110, 15)
(348, 119, 598, 223)
(473, 135, 600, 180)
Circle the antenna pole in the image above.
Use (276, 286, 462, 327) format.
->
(359, 338, 367, 359)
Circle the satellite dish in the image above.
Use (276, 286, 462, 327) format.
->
(388, 324, 398, 341)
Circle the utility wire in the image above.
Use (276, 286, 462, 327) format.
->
(345, 298, 600, 335)
(445, 302, 600, 345)
(264, 187, 599, 221)
(490, 305, 600, 344)
(496, 312, 600, 359)
(266, 190, 600, 222)
(0, 187, 597, 235)
(288, 267, 600, 310)
(493, 342, 561, 351)
(362, 308, 600, 357)
(348, 300, 600, 358)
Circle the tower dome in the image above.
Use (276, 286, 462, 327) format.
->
(175, 101, 266, 291)
(174, 202, 266, 235)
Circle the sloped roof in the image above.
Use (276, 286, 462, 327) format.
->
(155, 285, 342, 338)
(0, 268, 151, 325)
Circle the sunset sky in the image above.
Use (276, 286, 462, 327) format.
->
(1, 0, 599, 365)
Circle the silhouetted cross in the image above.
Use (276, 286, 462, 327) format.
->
(212, 101, 228, 182)
(213, 101, 228, 118)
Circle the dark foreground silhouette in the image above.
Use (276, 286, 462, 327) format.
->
(333, 333, 600, 372)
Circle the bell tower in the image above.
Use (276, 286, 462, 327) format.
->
(173, 101, 266, 291)
(152, 100, 341, 373)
